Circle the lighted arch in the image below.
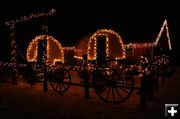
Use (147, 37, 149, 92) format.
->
(87, 29, 126, 60)
(26, 35, 64, 65)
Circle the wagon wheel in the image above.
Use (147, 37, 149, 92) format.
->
(49, 65, 71, 94)
(92, 68, 134, 103)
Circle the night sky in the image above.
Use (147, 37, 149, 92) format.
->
(0, 0, 179, 64)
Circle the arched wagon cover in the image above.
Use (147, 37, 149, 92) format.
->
(26, 35, 64, 65)
(75, 29, 126, 61)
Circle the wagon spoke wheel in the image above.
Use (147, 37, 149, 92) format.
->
(50, 66, 71, 94)
(92, 69, 134, 104)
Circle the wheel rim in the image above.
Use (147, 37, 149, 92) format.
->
(92, 69, 134, 103)
(50, 67, 71, 94)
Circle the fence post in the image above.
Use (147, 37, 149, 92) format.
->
(43, 73, 48, 92)
(83, 55, 89, 99)
(140, 74, 148, 109)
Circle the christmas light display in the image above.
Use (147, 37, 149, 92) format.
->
(26, 35, 64, 65)
(87, 29, 126, 60)
(4, 9, 56, 80)
(137, 56, 151, 75)
(153, 55, 169, 66)
(5, 9, 56, 25)
(124, 42, 155, 49)
(10, 24, 19, 80)
(63, 46, 75, 50)
(155, 19, 172, 50)
(124, 19, 172, 51)
(2, 13, 172, 85)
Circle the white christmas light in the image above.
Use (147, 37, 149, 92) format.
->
(87, 29, 126, 60)
(155, 19, 172, 50)
(4, 9, 56, 80)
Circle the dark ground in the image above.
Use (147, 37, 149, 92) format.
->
(0, 66, 180, 119)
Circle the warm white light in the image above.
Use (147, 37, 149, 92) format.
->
(155, 19, 172, 50)
(26, 35, 64, 65)
(87, 29, 126, 60)
(5, 9, 56, 25)
(124, 42, 155, 48)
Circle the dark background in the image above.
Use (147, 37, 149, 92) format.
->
(0, 0, 179, 65)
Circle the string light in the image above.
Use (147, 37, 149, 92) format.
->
(124, 42, 155, 49)
(4, 9, 56, 81)
(124, 19, 172, 51)
(153, 54, 169, 66)
(137, 56, 151, 75)
(106, 35, 109, 57)
(87, 29, 126, 60)
(5, 9, 56, 25)
(63, 46, 75, 50)
(3, 15, 172, 81)
(74, 56, 83, 59)
(9, 24, 20, 80)
(155, 19, 172, 50)
(26, 35, 64, 65)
